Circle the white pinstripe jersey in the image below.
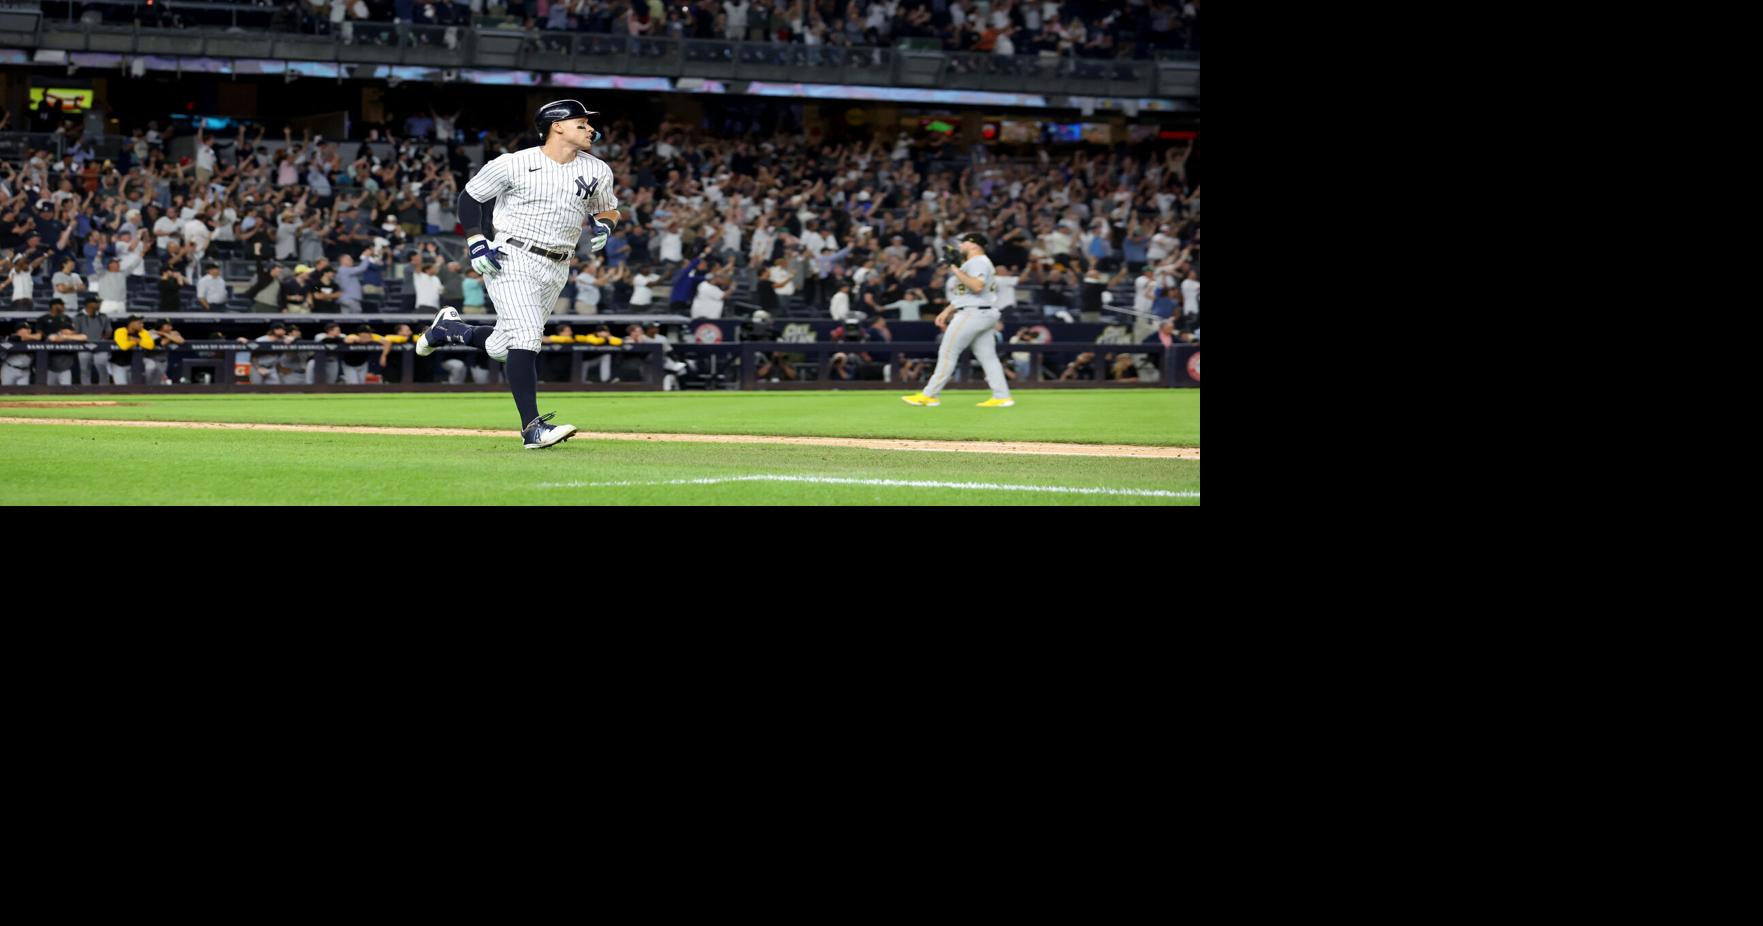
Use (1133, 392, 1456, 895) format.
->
(464, 146, 619, 251)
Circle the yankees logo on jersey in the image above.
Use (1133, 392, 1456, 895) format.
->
(464, 146, 619, 249)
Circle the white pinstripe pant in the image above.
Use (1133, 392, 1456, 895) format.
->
(483, 239, 571, 361)
(924, 308, 1010, 399)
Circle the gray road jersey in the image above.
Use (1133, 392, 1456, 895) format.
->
(945, 255, 997, 309)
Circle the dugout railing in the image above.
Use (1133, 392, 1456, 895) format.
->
(3, 340, 1198, 391)
(1, 339, 667, 391)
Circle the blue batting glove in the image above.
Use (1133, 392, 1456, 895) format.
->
(589, 220, 612, 253)
(467, 234, 504, 275)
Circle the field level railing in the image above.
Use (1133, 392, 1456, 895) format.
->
(1, 340, 667, 390)
(4, 341, 1198, 391)
(728, 341, 1197, 389)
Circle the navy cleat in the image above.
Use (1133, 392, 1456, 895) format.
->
(521, 412, 578, 450)
(415, 306, 465, 357)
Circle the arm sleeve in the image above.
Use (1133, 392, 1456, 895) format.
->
(113, 328, 129, 349)
(455, 190, 494, 238)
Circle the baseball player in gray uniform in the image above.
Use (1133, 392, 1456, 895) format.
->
(417, 99, 621, 448)
(902, 233, 1015, 408)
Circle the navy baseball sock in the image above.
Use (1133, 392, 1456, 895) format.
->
(507, 348, 541, 429)
(466, 326, 493, 350)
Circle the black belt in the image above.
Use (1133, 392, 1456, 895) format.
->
(505, 237, 569, 262)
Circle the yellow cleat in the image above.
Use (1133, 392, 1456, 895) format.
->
(901, 392, 941, 407)
(976, 398, 1016, 408)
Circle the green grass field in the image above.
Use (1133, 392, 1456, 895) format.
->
(0, 390, 1200, 505)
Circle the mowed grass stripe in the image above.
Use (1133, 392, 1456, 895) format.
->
(0, 390, 1199, 447)
(0, 416, 1195, 459)
(1, 423, 1199, 506)
(538, 475, 1200, 499)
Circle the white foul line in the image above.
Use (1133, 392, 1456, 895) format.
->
(536, 474, 1198, 499)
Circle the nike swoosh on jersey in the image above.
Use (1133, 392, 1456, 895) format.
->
(527, 167, 543, 172)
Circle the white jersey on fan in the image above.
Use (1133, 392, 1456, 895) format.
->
(1134, 273, 1157, 314)
(629, 272, 659, 306)
(464, 146, 619, 250)
(994, 272, 1018, 309)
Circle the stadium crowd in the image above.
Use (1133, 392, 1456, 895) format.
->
(2, 95, 1199, 384)
(66, 0, 1200, 58)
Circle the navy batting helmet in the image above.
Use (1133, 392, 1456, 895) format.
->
(534, 99, 599, 140)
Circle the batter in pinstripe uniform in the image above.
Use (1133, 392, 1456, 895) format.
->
(417, 99, 621, 449)
(902, 233, 1015, 408)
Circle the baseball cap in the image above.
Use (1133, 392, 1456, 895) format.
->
(958, 232, 988, 247)
(294, 264, 313, 275)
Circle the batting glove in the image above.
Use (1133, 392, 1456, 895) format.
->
(589, 219, 612, 253)
(467, 235, 505, 275)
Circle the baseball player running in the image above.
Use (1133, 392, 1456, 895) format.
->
(902, 233, 1014, 408)
(417, 99, 621, 448)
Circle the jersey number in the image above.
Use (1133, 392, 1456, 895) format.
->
(576, 177, 598, 200)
